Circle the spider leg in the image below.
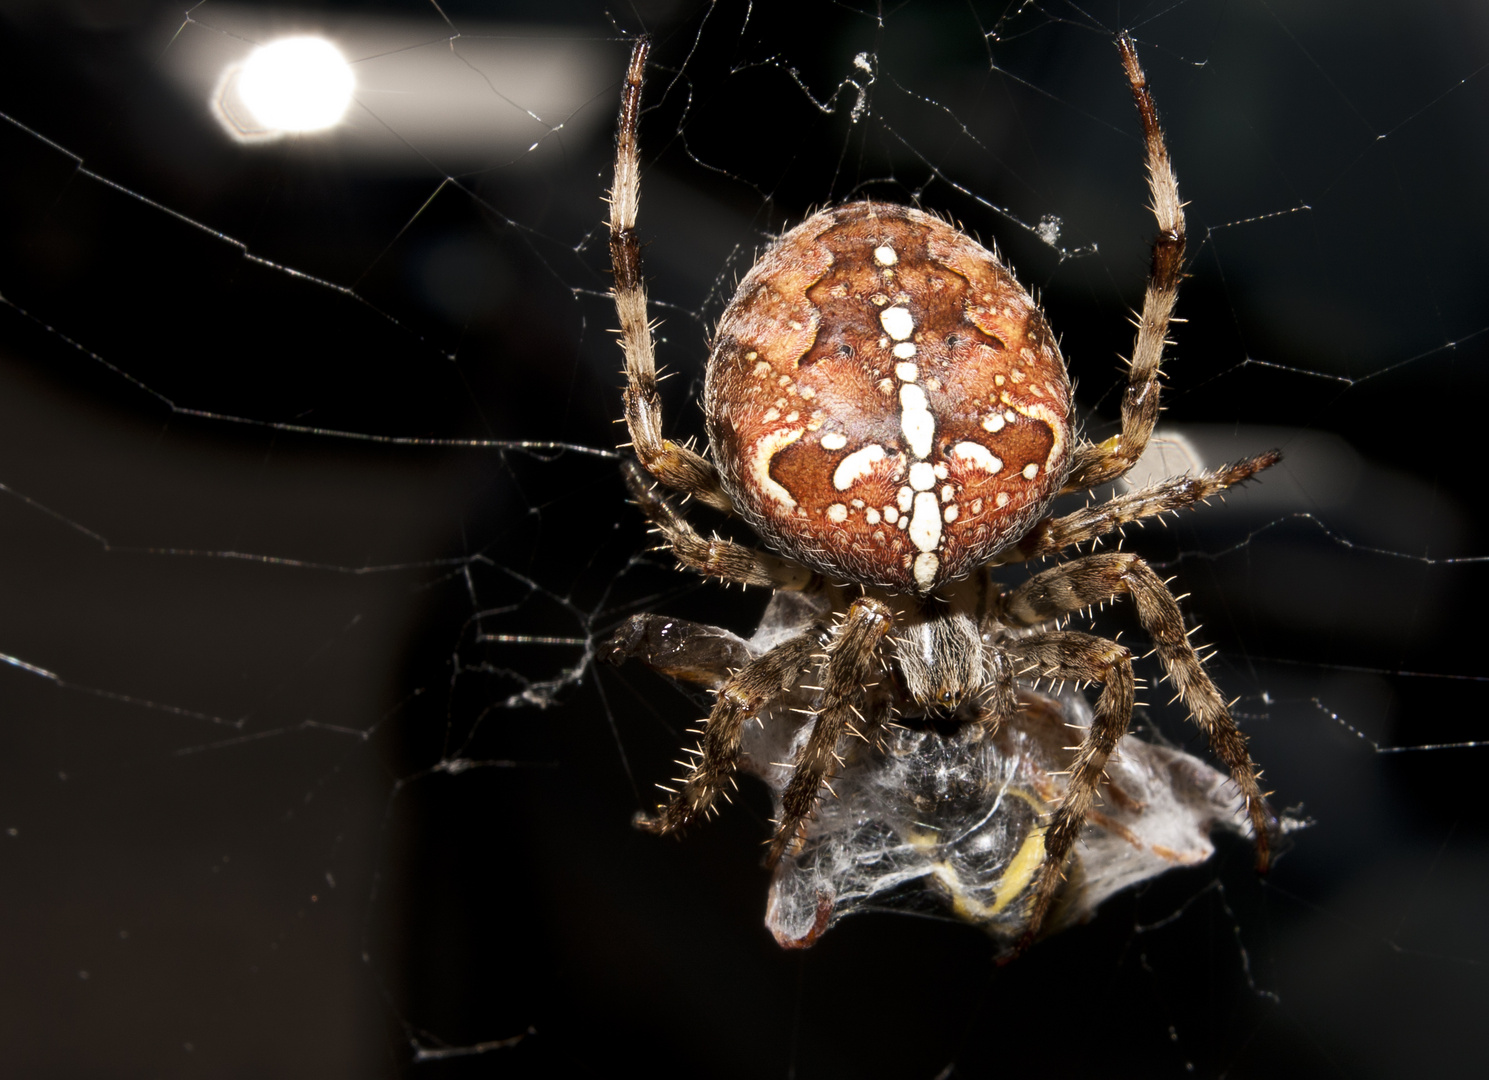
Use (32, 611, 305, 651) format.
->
(1004, 631, 1135, 951)
(1004, 551, 1275, 867)
(624, 461, 813, 589)
(767, 596, 894, 865)
(609, 37, 734, 513)
(636, 629, 821, 835)
(1063, 33, 1185, 492)
(997, 450, 1280, 564)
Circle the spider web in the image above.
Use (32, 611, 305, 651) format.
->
(1, 1, 1485, 1076)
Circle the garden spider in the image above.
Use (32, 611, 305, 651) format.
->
(606, 34, 1278, 950)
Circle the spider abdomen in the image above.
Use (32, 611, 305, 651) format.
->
(705, 202, 1073, 594)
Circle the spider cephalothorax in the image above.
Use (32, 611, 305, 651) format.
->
(606, 34, 1279, 951)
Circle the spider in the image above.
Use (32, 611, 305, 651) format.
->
(605, 34, 1279, 950)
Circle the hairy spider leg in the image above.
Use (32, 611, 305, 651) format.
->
(1063, 33, 1187, 492)
(767, 596, 895, 865)
(1003, 631, 1136, 951)
(999, 451, 1281, 565)
(635, 628, 821, 835)
(1003, 551, 1275, 942)
(622, 461, 811, 590)
(608, 37, 735, 513)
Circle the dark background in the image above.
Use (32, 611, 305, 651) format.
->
(1, 1, 1485, 1076)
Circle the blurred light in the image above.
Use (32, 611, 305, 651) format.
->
(238, 37, 354, 131)
(223, 36, 353, 137)
(169, 7, 610, 167)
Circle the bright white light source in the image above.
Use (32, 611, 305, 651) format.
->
(236, 37, 354, 133)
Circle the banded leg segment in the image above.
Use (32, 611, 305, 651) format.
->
(1005, 551, 1274, 868)
(1064, 33, 1186, 491)
(608, 37, 733, 512)
(636, 630, 820, 835)
(625, 461, 811, 589)
(767, 597, 894, 865)
(1006, 631, 1136, 944)
(1000, 451, 1281, 564)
